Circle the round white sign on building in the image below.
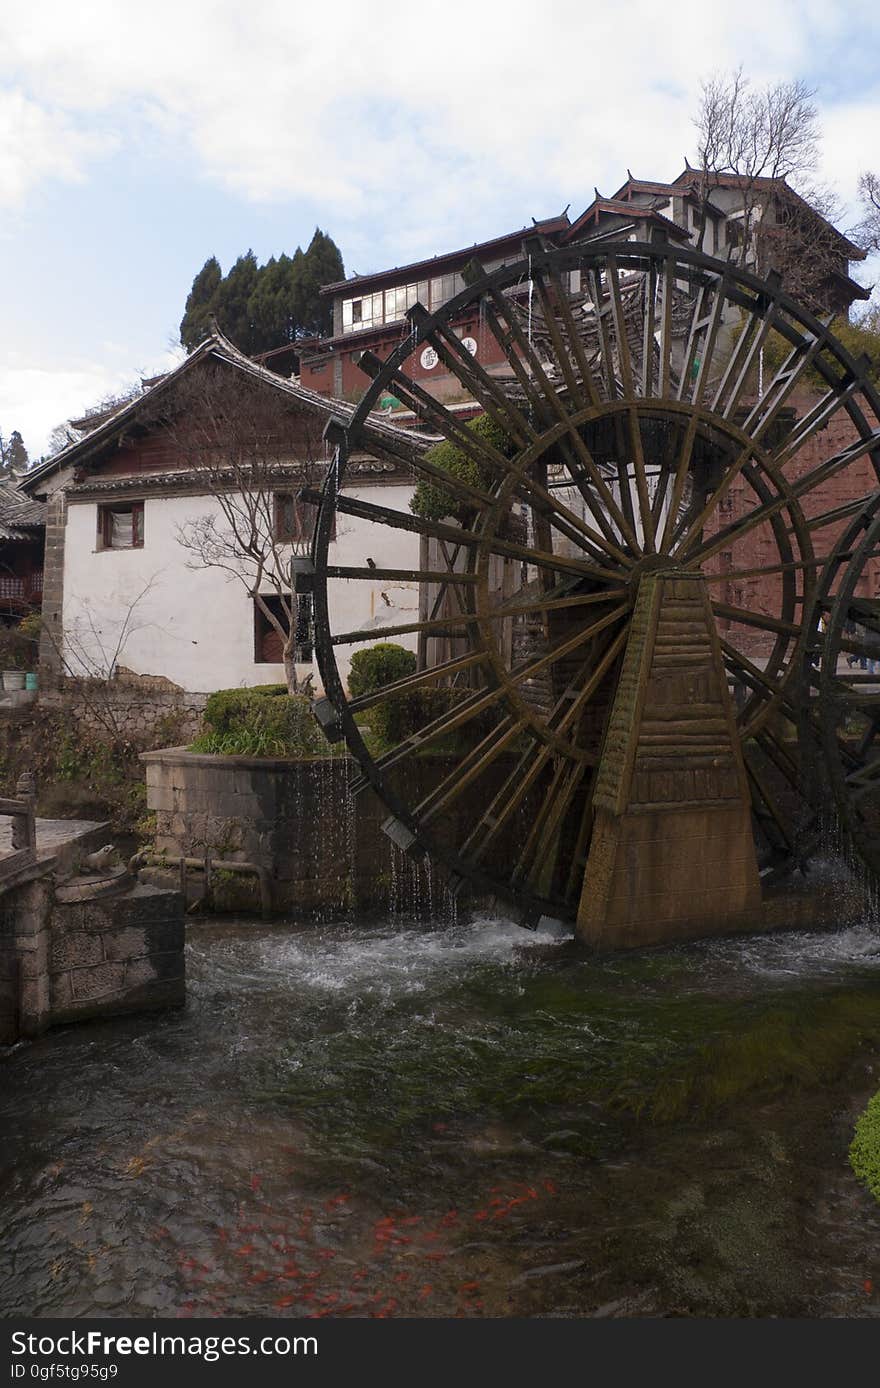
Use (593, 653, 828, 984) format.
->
(461, 337, 478, 356)
(420, 346, 439, 370)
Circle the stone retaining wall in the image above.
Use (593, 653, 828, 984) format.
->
(46, 885, 184, 1029)
(0, 820, 185, 1045)
(141, 747, 521, 917)
(39, 688, 208, 745)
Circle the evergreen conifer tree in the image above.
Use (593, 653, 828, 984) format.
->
(179, 232, 345, 355)
(246, 252, 301, 352)
(297, 230, 344, 337)
(217, 250, 260, 351)
(6, 430, 29, 474)
(0, 428, 29, 477)
(179, 256, 222, 351)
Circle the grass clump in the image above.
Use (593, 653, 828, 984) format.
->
(191, 687, 330, 758)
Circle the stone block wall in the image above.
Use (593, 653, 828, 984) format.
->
(39, 687, 208, 746)
(0, 867, 184, 1046)
(141, 747, 525, 918)
(0, 879, 52, 1043)
(46, 884, 184, 1027)
(143, 749, 392, 913)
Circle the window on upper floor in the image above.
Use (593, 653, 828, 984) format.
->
(97, 501, 144, 550)
(341, 272, 465, 335)
(273, 493, 335, 545)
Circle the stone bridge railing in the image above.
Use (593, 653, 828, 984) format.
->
(0, 773, 36, 886)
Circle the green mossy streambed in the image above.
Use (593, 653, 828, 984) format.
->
(2, 913, 880, 1318)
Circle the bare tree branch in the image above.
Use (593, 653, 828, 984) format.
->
(159, 366, 333, 692)
(691, 68, 861, 313)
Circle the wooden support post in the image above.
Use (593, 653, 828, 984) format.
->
(576, 569, 761, 948)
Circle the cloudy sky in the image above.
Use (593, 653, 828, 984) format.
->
(1, 0, 878, 458)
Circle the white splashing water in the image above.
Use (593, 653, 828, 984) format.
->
(196, 914, 569, 1004)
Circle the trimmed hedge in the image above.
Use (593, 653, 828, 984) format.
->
(348, 643, 416, 698)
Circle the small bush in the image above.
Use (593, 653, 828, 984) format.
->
(0, 620, 39, 671)
(348, 643, 416, 699)
(192, 688, 328, 758)
(369, 686, 500, 750)
(409, 413, 511, 521)
(850, 1087, 880, 1204)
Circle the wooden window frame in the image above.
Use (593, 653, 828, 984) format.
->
(97, 501, 144, 551)
(253, 592, 313, 665)
(273, 492, 335, 544)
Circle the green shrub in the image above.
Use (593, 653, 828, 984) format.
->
(0, 619, 39, 670)
(409, 413, 511, 521)
(369, 686, 500, 750)
(370, 689, 445, 745)
(850, 1087, 880, 1204)
(347, 643, 416, 699)
(192, 688, 327, 758)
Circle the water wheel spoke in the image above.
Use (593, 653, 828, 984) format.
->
(357, 349, 513, 479)
(310, 487, 624, 581)
(506, 604, 629, 695)
(702, 554, 837, 584)
(807, 497, 880, 533)
(711, 602, 801, 640)
(355, 685, 510, 788)
(557, 434, 643, 553)
(326, 564, 478, 585)
(406, 306, 535, 450)
(459, 736, 552, 866)
(680, 443, 867, 571)
(332, 614, 476, 647)
(746, 757, 796, 858)
(672, 439, 755, 561)
(347, 649, 489, 714)
(720, 642, 800, 738)
(658, 412, 700, 553)
(508, 462, 636, 567)
(755, 726, 800, 792)
(526, 253, 599, 415)
(714, 287, 781, 423)
(772, 378, 871, 468)
(845, 757, 880, 802)
(414, 715, 526, 825)
(656, 255, 676, 399)
(473, 274, 577, 435)
(604, 256, 656, 552)
(677, 273, 727, 406)
(512, 760, 588, 895)
(462, 627, 626, 866)
(492, 587, 629, 621)
(740, 327, 825, 444)
(539, 256, 604, 410)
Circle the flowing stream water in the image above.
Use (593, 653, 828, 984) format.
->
(2, 909, 880, 1319)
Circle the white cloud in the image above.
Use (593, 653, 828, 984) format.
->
(0, 88, 114, 208)
(3, 0, 875, 241)
(0, 347, 183, 460)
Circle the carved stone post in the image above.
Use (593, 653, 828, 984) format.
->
(12, 771, 36, 853)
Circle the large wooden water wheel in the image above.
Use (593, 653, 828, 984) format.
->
(304, 238, 880, 936)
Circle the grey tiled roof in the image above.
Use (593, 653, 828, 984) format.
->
(0, 480, 46, 539)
